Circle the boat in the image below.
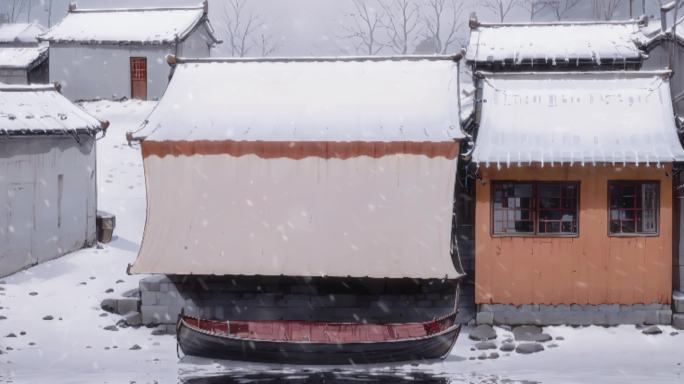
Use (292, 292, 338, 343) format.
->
(176, 311, 461, 365)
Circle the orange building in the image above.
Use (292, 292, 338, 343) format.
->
(469, 70, 684, 325)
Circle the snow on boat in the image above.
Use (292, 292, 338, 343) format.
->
(177, 312, 460, 365)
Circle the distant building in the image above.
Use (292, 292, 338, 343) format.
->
(0, 23, 49, 84)
(0, 83, 107, 277)
(39, 1, 220, 101)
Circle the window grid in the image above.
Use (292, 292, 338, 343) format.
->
(608, 181, 659, 236)
(491, 181, 579, 237)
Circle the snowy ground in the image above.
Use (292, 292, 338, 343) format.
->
(0, 100, 682, 384)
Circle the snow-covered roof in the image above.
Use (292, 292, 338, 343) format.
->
(39, 3, 220, 45)
(472, 71, 684, 167)
(0, 44, 48, 69)
(466, 20, 645, 66)
(0, 23, 46, 44)
(0, 84, 106, 136)
(133, 56, 464, 143)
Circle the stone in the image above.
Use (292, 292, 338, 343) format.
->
(129, 344, 141, 350)
(548, 343, 559, 348)
(475, 341, 497, 350)
(642, 326, 662, 335)
(469, 324, 497, 341)
(122, 288, 140, 298)
(670, 332, 679, 336)
(0, 316, 6, 320)
(105, 288, 114, 294)
(42, 315, 53, 321)
(512, 325, 542, 341)
(6, 333, 16, 338)
(123, 312, 142, 327)
(515, 343, 544, 354)
(488, 352, 500, 359)
(532, 333, 553, 342)
(99, 313, 108, 317)
(103, 325, 118, 332)
(116, 298, 141, 315)
(672, 314, 684, 330)
(476, 311, 494, 325)
(555, 336, 565, 341)
(100, 298, 117, 313)
(116, 279, 125, 284)
(151, 325, 173, 336)
(499, 342, 515, 352)
(19, 331, 25, 336)
(477, 353, 488, 360)
(673, 291, 684, 313)
(29, 292, 38, 296)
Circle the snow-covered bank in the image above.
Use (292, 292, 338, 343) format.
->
(0, 100, 682, 384)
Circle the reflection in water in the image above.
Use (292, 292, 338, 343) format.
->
(181, 370, 449, 384)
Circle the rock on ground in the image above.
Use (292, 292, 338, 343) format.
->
(642, 326, 663, 335)
(475, 341, 497, 350)
(469, 324, 497, 341)
(500, 342, 515, 352)
(515, 342, 544, 354)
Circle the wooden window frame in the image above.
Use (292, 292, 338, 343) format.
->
(607, 180, 660, 237)
(490, 181, 580, 238)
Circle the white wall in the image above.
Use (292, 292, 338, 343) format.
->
(49, 43, 174, 101)
(0, 136, 97, 277)
(0, 68, 28, 84)
(179, 27, 212, 57)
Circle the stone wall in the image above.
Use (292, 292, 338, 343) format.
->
(476, 304, 673, 326)
(139, 275, 461, 326)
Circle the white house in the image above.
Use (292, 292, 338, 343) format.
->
(39, 1, 220, 101)
(0, 83, 107, 277)
(0, 23, 49, 84)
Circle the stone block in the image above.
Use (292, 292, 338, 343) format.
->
(673, 291, 684, 313)
(476, 311, 494, 325)
(141, 291, 158, 306)
(116, 298, 140, 315)
(141, 305, 171, 325)
(657, 309, 672, 325)
(123, 311, 142, 327)
(139, 275, 172, 292)
(673, 314, 684, 330)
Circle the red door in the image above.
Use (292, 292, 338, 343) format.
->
(130, 57, 147, 100)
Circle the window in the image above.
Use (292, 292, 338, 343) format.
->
(492, 182, 579, 236)
(608, 181, 659, 235)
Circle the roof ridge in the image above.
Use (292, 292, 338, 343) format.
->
(0, 83, 58, 92)
(70, 4, 204, 14)
(474, 19, 643, 28)
(169, 53, 464, 65)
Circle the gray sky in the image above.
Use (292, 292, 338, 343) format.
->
(6, 0, 668, 56)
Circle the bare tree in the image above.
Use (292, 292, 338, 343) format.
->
(221, 0, 278, 57)
(481, 0, 520, 22)
(379, 0, 422, 54)
(545, 0, 582, 20)
(342, 0, 385, 55)
(423, 0, 466, 54)
(593, 0, 625, 20)
(520, 0, 549, 21)
(1, 0, 29, 22)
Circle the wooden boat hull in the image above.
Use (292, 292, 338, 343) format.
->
(177, 318, 461, 365)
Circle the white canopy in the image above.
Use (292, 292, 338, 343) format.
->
(40, 3, 219, 45)
(466, 21, 644, 65)
(472, 71, 684, 166)
(129, 56, 464, 279)
(133, 56, 464, 143)
(0, 84, 104, 136)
